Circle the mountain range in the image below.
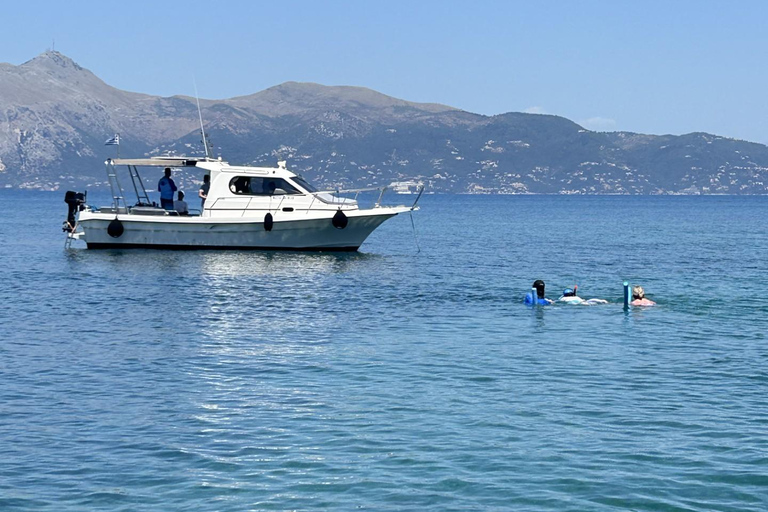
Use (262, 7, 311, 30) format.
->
(2, 51, 768, 194)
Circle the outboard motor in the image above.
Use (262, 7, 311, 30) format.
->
(63, 190, 86, 232)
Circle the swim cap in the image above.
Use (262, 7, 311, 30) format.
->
(562, 288, 576, 297)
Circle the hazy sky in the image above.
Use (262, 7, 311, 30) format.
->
(3, 1, 767, 144)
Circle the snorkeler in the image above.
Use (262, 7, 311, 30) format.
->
(630, 285, 656, 306)
(558, 285, 608, 305)
(559, 286, 582, 304)
(525, 280, 554, 305)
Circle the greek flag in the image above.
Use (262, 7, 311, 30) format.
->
(105, 134, 120, 146)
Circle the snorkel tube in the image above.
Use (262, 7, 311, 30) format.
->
(623, 281, 630, 309)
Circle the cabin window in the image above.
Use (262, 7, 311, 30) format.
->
(291, 176, 318, 193)
(228, 177, 300, 195)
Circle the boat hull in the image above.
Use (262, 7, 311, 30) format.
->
(78, 209, 401, 251)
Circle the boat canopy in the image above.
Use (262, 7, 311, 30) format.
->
(110, 157, 217, 167)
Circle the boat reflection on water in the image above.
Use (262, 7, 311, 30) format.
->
(196, 250, 381, 353)
(197, 250, 377, 279)
(64, 245, 378, 280)
(63, 245, 383, 354)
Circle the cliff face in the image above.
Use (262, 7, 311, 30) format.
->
(2, 51, 768, 194)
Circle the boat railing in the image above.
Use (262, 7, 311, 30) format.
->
(97, 206, 130, 214)
(309, 186, 389, 206)
(301, 186, 381, 212)
(93, 205, 203, 217)
(308, 184, 424, 210)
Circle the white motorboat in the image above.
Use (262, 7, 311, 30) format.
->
(64, 156, 421, 251)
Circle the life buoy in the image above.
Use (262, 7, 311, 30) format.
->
(107, 218, 124, 238)
(264, 213, 274, 232)
(332, 209, 348, 229)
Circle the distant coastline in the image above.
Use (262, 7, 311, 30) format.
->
(2, 51, 768, 195)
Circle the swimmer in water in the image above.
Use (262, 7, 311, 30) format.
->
(630, 285, 656, 306)
(558, 285, 608, 305)
(524, 279, 554, 305)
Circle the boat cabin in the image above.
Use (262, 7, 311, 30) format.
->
(105, 156, 357, 219)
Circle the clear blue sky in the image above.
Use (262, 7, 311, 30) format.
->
(3, 1, 768, 144)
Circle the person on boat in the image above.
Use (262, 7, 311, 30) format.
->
(199, 174, 210, 209)
(630, 285, 656, 306)
(230, 177, 248, 194)
(524, 280, 554, 305)
(158, 167, 178, 210)
(174, 191, 189, 216)
(558, 285, 608, 305)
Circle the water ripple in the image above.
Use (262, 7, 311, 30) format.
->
(1, 192, 768, 510)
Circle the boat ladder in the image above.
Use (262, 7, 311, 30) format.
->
(106, 160, 130, 213)
(127, 164, 152, 205)
(64, 222, 84, 249)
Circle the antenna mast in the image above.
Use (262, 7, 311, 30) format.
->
(193, 79, 211, 158)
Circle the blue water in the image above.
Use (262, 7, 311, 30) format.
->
(1, 190, 767, 511)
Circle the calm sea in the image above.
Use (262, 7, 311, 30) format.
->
(1, 190, 767, 511)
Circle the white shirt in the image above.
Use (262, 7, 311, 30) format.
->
(174, 199, 189, 214)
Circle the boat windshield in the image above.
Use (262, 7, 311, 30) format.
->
(291, 175, 318, 193)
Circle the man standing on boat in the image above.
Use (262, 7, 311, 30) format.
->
(158, 167, 178, 210)
(199, 174, 210, 210)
